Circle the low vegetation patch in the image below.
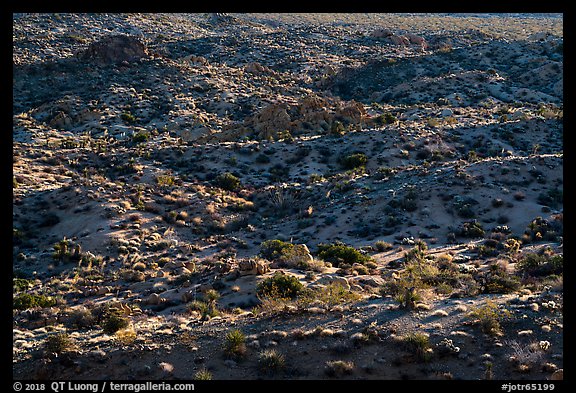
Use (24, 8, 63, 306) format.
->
(317, 241, 371, 267)
(223, 329, 247, 360)
(257, 273, 304, 300)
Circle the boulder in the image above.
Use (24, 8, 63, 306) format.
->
(405, 33, 428, 49)
(316, 275, 351, 290)
(145, 293, 162, 306)
(351, 276, 386, 288)
(80, 34, 148, 65)
(251, 103, 292, 140)
(238, 258, 270, 275)
(178, 127, 212, 143)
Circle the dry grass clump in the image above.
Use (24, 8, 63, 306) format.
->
(325, 360, 355, 377)
(258, 349, 286, 373)
(223, 329, 247, 360)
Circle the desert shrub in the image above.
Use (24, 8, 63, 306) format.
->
(223, 329, 246, 360)
(188, 300, 219, 320)
(13, 278, 33, 292)
(537, 188, 562, 208)
(156, 174, 176, 187)
(325, 360, 355, 377)
(44, 333, 74, 355)
(507, 340, 547, 372)
(393, 286, 423, 308)
(340, 152, 368, 170)
(317, 241, 371, 267)
(482, 265, 522, 294)
(459, 220, 485, 238)
(255, 153, 271, 164)
(257, 273, 303, 300)
(435, 253, 455, 271)
(67, 306, 95, 328)
(301, 282, 362, 307)
(524, 216, 560, 242)
(214, 172, 241, 191)
(258, 349, 286, 373)
(404, 240, 428, 263)
(468, 300, 511, 336)
(39, 212, 60, 227)
(259, 239, 294, 260)
(402, 332, 432, 362)
(121, 112, 137, 124)
(132, 130, 150, 143)
(115, 327, 137, 345)
(193, 368, 213, 380)
(102, 313, 130, 335)
(400, 186, 419, 212)
(375, 112, 398, 126)
(13, 293, 56, 310)
(516, 253, 563, 277)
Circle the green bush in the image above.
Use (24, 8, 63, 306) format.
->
(132, 131, 150, 143)
(259, 239, 294, 260)
(537, 188, 563, 208)
(215, 172, 241, 191)
(102, 313, 130, 335)
(257, 273, 303, 300)
(13, 278, 33, 292)
(255, 153, 271, 164)
(459, 220, 485, 238)
(45, 333, 74, 354)
(188, 300, 220, 320)
(516, 253, 563, 277)
(13, 293, 56, 310)
(340, 153, 368, 170)
(482, 265, 522, 293)
(121, 112, 137, 124)
(375, 112, 398, 126)
(317, 241, 371, 267)
(468, 300, 511, 336)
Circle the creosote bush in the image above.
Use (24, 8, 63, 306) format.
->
(44, 333, 74, 355)
(317, 241, 371, 267)
(257, 273, 303, 300)
(103, 313, 130, 335)
(13, 293, 56, 310)
(468, 300, 511, 336)
(516, 253, 563, 277)
(259, 239, 295, 260)
(459, 220, 485, 238)
(340, 152, 368, 169)
(215, 172, 241, 191)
